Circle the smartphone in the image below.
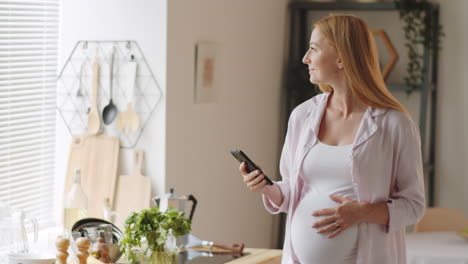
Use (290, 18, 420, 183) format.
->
(229, 149, 274, 185)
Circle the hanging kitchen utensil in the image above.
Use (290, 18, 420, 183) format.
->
(116, 59, 140, 134)
(87, 60, 101, 134)
(76, 63, 85, 97)
(57, 41, 163, 148)
(102, 47, 118, 125)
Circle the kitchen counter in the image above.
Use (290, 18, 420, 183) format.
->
(226, 248, 282, 263)
(116, 248, 282, 264)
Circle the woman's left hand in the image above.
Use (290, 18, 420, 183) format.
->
(311, 195, 366, 239)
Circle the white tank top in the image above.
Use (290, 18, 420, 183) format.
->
(291, 141, 358, 264)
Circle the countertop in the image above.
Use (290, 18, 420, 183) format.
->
(115, 248, 282, 264)
(226, 248, 282, 263)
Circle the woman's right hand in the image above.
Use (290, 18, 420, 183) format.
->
(239, 162, 269, 193)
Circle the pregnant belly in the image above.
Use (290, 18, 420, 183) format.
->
(291, 193, 358, 264)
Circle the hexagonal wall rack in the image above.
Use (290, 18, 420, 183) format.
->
(371, 29, 398, 81)
(57, 41, 162, 148)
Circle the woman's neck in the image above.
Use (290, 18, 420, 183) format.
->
(327, 88, 366, 119)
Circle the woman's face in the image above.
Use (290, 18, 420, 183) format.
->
(302, 28, 342, 84)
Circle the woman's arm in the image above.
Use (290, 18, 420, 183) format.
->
(312, 196, 390, 238)
(359, 201, 389, 226)
(262, 183, 283, 207)
(385, 115, 426, 233)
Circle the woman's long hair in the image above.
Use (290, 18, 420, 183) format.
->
(314, 14, 408, 114)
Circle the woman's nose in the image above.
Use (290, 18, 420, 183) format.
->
(302, 51, 309, 64)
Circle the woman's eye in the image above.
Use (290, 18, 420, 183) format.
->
(310, 47, 316, 51)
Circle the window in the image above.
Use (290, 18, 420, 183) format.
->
(0, 0, 59, 229)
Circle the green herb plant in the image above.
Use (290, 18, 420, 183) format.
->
(119, 207, 191, 264)
(394, 0, 444, 94)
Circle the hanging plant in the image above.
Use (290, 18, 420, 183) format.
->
(394, 0, 444, 94)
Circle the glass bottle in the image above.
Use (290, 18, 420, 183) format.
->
(64, 168, 88, 232)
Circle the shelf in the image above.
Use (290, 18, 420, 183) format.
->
(56, 40, 162, 148)
(387, 83, 421, 92)
(289, 1, 431, 11)
(289, 2, 398, 11)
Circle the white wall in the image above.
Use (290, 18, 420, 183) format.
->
(59, 0, 289, 248)
(166, 0, 289, 248)
(431, 0, 468, 212)
(57, 0, 167, 223)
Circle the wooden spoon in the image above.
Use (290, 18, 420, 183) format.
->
(87, 60, 101, 134)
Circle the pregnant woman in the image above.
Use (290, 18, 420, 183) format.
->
(239, 14, 425, 264)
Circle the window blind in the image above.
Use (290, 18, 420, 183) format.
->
(0, 0, 59, 229)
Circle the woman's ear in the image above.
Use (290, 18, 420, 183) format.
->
(336, 57, 344, 70)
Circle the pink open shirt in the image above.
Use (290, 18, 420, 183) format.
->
(263, 92, 425, 264)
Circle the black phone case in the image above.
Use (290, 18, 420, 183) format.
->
(230, 149, 274, 185)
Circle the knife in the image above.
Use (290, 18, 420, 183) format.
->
(185, 234, 245, 254)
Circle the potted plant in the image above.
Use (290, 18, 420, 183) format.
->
(119, 207, 191, 264)
(394, 0, 444, 93)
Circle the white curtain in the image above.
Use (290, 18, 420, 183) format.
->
(0, 0, 59, 229)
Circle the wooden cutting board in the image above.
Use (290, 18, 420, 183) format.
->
(227, 248, 282, 264)
(114, 149, 151, 230)
(65, 135, 120, 218)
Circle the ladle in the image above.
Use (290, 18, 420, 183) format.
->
(102, 47, 118, 125)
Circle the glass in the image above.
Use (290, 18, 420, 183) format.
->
(0, 210, 38, 255)
(98, 224, 113, 244)
(140, 251, 177, 264)
(83, 227, 98, 244)
(0, 221, 16, 263)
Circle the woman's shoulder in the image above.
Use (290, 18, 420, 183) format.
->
(380, 109, 414, 125)
(290, 93, 327, 120)
(378, 108, 419, 135)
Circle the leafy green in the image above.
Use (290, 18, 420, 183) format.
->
(119, 206, 191, 264)
(394, 0, 444, 95)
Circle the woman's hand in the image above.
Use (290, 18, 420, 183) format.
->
(239, 162, 269, 193)
(311, 195, 366, 238)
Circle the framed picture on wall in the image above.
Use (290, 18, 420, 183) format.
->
(194, 42, 217, 104)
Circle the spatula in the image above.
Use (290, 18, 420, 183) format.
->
(116, 60, 140, 134)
